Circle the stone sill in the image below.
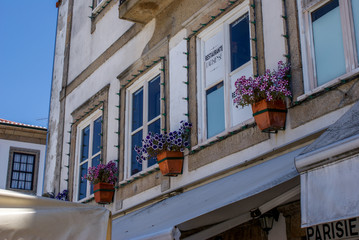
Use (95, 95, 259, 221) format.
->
(118, 0, 175, 24)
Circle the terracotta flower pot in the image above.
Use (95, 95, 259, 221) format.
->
(251, 99, 287, 132)
(93, 182, 115, 204)
(157, 151, 184, 176)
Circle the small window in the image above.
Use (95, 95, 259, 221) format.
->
(126, 66, 163, 178)
(7, 147, 40, 195)
(10, 153, 35, 191)
(76, 111, 103, 201)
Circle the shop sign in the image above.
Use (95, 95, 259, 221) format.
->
(307, 217, 359, 240)
(203, 29, 224, 87)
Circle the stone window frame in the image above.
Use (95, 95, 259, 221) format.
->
(73, 109, 103, 202)
(68, 85, 109, 202)
(124, 63, 165, 180)
(6, 147, 40, 195)
(196, 0, 255, 145)
(297, 0, 359, 95)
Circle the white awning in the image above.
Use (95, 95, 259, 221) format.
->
(0, 189, 111, 240)
(112, 147, 304, 240)
(300, 154, 359, 227)
(295, 101, 359, 227)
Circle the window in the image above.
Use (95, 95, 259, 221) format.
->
(6, 147, 40, 195)
(299, 0, 359, 91)
(125, 65, 162, 178)
(75, 110, 102, 201)
(94, 0, 103, 8)
(10, 153, 35, 190)
(197, 2, 253, 142)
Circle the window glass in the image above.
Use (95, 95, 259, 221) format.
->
(92, 116, 102, 155)
(81, 126, 90, 162)
(206, 82, 225, 138)
(312, 0, 346, 86)
(95, 0, 103, 7)
(147, 118, 161, 167)
(10, 153, 35, 191)
(131, 130, 143, 175)
(148, 75, 160, 121)
(78, 162, 88, 200)
(352, 0, 359, 62)
(90, 155, 101, 194)
(230, 13, 250, 71)
(132, 88, 143, 131)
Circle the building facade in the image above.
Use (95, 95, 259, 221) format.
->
(46, 0, 359, 239)
(0, 119, 47, 196)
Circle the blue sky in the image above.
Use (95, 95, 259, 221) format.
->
(0, 1, 58, 127)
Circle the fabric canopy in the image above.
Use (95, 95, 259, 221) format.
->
(296, 101, 359, 227)
(112, 147, 304, 240)
(0, 189, 111, 240)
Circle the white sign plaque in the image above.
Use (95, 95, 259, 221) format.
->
(204, 30, 225, 87)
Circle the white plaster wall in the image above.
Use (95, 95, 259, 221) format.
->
(44, 0, 69, 193)
(268, 213, 287, 240)
(169, 29, 188, 131)
(0, 139, 46, 196)
(59, 20, 156, 192)
(68, 1, 134, 83)
(262, 0, 286, 70)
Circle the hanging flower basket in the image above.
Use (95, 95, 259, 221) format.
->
(135, 121, 191, 177)
(93, 182, 115, 204)
(157, 151, 184, 176)
(233, 61, 291, 133)
(251, 99, 287, 132)
(82, 161, 118, 204)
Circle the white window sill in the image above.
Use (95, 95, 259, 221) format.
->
(297, 68, 359, 102)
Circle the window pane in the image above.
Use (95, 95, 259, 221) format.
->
(81, 125, 90, 162)
(20, 163, 26, 171)
(92, 116, 102, 155)
(312, 0, 346, 86)
(11, 180, 18, 189)
(148, 75, 161, 121)
(13, 162, 20, 171)
(132, 88, 143, 131)
(12, 172, 19, 180)
(26, 173, 32, 182)
(20, 155, 27, 163)
(90, 155, 101, 194)
(147, 119, 161, 167)
(27, 155, 34, 164)
(206, 82, 225, 138)
(19, 173, 25, 181)
(18, 181, 25, 189)
(131, 130, 143, 175)
(352, 0, 359, 62)
(25, 182, 32, 190)
(27, 163, 33, 172)
(14, 154, 21, 163)
(148, 118, 161, 135)
(230, 13, 250, 71)
(78, 162, 88, 200)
